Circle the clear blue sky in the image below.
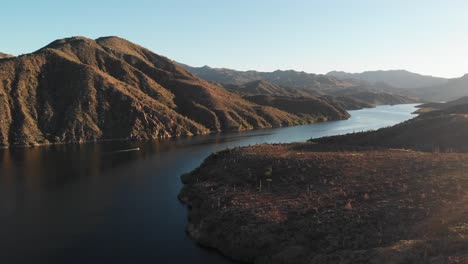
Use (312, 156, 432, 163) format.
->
(1, 0, 467, 78)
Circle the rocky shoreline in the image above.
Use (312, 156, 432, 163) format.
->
(179, 143, 468, 264)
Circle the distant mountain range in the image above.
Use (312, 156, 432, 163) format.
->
(181, 65, 421, 105)
(180, 64, 355, 89)
(327, 70, 468, 102)
(183, 65, 468, 102)
(326, 70, 448, 89)
(0, 37, 351, 148)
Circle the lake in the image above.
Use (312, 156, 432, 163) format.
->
(0, 104, 418, 264)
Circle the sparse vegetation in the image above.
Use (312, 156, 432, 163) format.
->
(180, 143, 468, 263)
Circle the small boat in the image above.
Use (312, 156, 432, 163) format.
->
(106, 148, 141, 154)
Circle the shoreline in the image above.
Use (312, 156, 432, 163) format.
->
(0, 114, 348, 150)
(0, 103, 420, 150)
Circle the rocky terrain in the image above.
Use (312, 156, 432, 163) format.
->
(179, 143, 468, 264)
(0, 36, 352, 148)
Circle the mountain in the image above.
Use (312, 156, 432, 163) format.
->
(314, 99, 468, 152)
(319, 95, 374, 110)
(329, 89, 421, 106)
(0, 36, 337, 148)
(181, 64, 354, 89)
(223, 80, 375, 114)
(0, 52, 14, 60)
(183, 65, 421, 107)
(224, 80, 300, 97)
(224, 80, 327, 98)
(327, 70, 448, 89)
(410, 74, 468, 102)
(243, 95, 350, 121)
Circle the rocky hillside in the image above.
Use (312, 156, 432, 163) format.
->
(229, 81, 415, 113)
(319, 95, 374, 110)
(0, 36, 333, 148)
(330, 90, 420, 106)
(224, 80, 306, 97)
(243, 95, 350, 121)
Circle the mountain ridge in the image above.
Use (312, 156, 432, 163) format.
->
(327, 69, 449, 89)
(183, 65, 421, 107)
(180, 63, 354, 88)
(0, 36, 349, 148)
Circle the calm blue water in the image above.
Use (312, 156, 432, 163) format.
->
(0, 104, 418, 264)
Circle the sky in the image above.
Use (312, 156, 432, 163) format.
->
(1, 0, 467, 78)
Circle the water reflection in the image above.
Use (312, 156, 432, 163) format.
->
(0, 104, 418, 264)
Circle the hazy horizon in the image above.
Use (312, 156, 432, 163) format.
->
(2, 0, 467, 78)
